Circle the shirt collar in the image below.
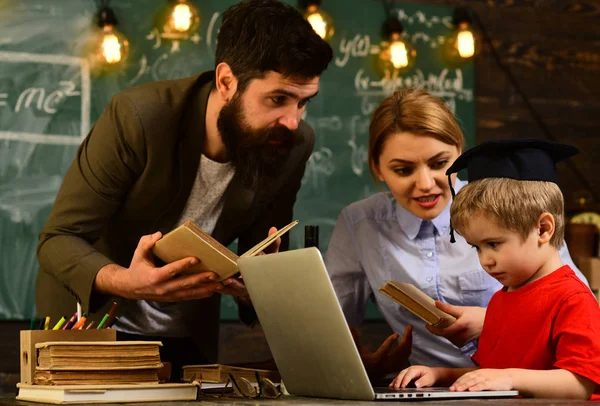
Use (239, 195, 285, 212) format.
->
(395, 178, 466, 240)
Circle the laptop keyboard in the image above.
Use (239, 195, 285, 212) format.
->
(375, 387, 448, 393)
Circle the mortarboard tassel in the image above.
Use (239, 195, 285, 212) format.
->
(448, 174, 456, 243)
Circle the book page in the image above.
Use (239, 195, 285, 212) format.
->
(240, 220, 299, 258)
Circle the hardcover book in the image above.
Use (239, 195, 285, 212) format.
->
(181, 364, 280, 384)
(17, 383, 199, 404)
(379, 281, 456, 328)
(36, 341, 162, 370)
(153, 220, 298, 281)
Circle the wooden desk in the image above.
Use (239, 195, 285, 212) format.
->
(0, 394, 597, 405)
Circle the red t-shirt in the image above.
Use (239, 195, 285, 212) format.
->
(472, 265, 600, 397)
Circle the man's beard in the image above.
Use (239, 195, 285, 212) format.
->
(217, 94, 300, 188)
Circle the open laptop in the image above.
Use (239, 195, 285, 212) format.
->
(237, 247, 519, 401)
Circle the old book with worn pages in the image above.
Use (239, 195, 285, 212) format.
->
(34, 341, 163, 385)
(153, 220, 298, 281)
(17, 382, 199, 404)
(379, 281, 456, 328)
(181, 364, 280, 384)
(36, 341, 163, 370)
(33, 370, 160, 386)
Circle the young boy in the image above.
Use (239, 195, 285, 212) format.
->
(390, 139, 600, 399)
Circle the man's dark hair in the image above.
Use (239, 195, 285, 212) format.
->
(215, 0, 333, 92)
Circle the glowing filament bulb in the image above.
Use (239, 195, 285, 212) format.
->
(101, 31, 122, 64)
(457, 29, 475, 58)
(172, 3, 193, 32)
(304, 4, 334, 41)
(307, 12, 327, 39)
(390, 41, 409, 69)
(377, 30, 416, 75)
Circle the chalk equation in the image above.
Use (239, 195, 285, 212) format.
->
(355, 68, 472, 114)
(1, 81, 80, 115)
(0, 51, 90, 145)
(131, 11, 221, 85)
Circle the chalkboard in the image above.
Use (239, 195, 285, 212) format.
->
(0, 0, 474, 320)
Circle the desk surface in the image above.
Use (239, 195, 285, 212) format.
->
(0, 394, 596, 405)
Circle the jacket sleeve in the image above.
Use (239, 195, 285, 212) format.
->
(36, 95, 146, 313)
(235, 123, 315, 325)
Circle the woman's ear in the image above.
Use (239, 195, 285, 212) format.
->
(449, 172, 458, 188)
(537, 212, 555, 245)
(373, 163, 385, 183)
(214, 62, 238, 102)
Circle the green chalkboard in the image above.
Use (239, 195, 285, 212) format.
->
(0, 0, 474, 321)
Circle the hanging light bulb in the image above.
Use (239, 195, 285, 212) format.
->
(300, 0, 335, 41)
(156, 0, 200, 40)
(93, 4, 129, 67)
(378, 16, 416, 75)
(101, 30, 125, 64)
(444, 7, 479, 66)
(456, 26, 475, 58)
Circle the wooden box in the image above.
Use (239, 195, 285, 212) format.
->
(20, 329, 116, 384)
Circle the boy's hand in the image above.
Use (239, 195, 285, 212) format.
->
(450, 369, 513, 392)
(390, 366, 437, 389)
(426, 301, 486, 347)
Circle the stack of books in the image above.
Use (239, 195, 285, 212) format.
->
(33, 341, 163, 385)
(182, 364, 280, 384)
(18, 340, 201, 404)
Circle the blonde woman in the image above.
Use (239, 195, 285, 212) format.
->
(325, 89, 587, 376)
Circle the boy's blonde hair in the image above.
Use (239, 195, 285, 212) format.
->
(450, 178, 565, 248)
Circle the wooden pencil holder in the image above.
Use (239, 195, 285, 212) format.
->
(20, 329, 116, 384)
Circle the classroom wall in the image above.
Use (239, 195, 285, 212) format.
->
(426, 0, 600, 211)
(0, 0, 599, 387)
(0, 0, 476, 320)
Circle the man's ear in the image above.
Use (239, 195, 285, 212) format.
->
(537, 212, 555, 245)
(214, 62, 238, 102)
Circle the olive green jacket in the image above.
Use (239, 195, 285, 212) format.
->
(36, 71, 314, 361)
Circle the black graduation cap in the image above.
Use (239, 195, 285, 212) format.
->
(445, 138, 580, 242)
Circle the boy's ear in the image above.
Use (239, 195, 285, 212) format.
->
(537, 212, 555, 244)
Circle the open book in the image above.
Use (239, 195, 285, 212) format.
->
(379, 281, 456, 328)
(182, 364, 280, 384)
(153, 220, 298, 281)
(17, 383, 199, 404)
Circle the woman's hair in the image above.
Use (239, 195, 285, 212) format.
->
(451, 178, 565, 248)
(368, 88, 465, 181)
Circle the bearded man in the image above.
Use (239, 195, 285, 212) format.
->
(35, 0, 332, 380)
